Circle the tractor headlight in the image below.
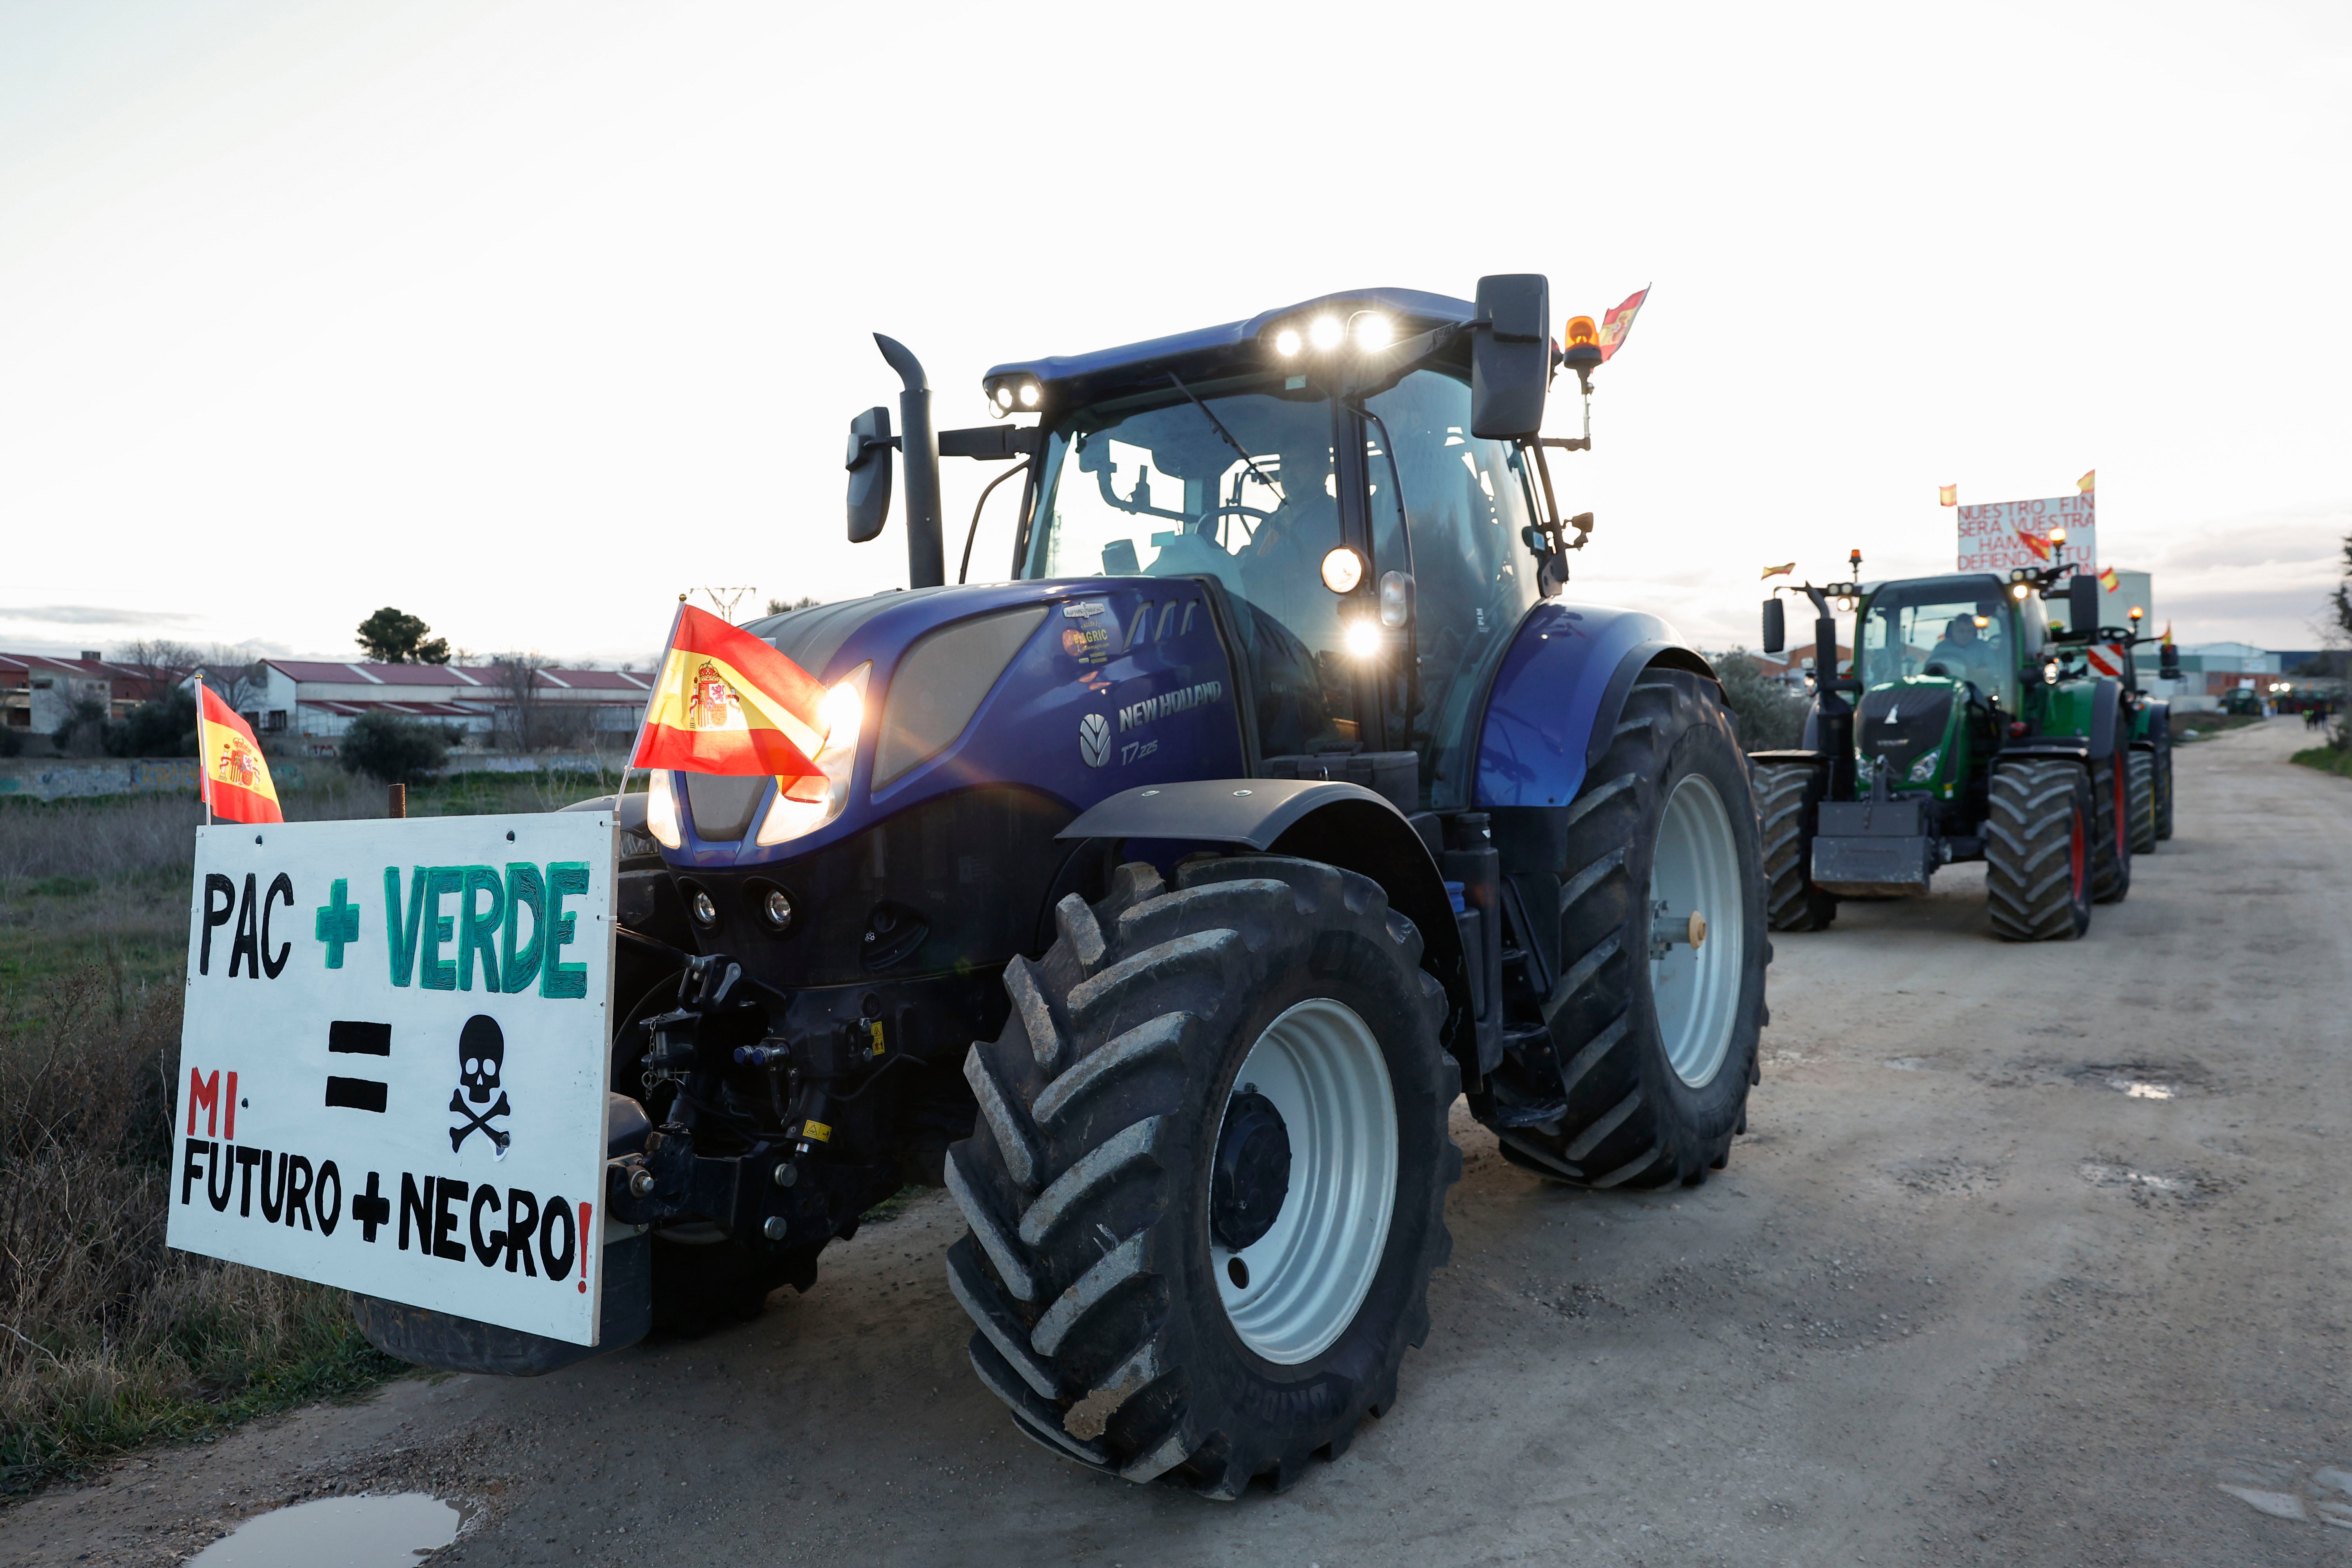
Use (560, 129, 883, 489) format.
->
(755, 663, 871, 848)
(1909, 748, 1942, 783)
(1309, 315, 1344, 350)
(2043, 661, 2060, 685)
(1345, 619, 1383, 658)
(645, 768, 684, 849)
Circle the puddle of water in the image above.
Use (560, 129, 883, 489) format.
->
(189, 1494, 464, 1567)
(2114, 1078, 2177, 1099)
(2079, 1161, 2193, 1195)
(1884, 1058, 1931, 1072)
(2220, 1484, 2308, 1520)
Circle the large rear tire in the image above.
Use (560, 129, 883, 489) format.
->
(1753, 760, 1837, 932)
(2126, 749, 2157, 855)
(946, 855, 1459, 1497)
(1488, 668, 1767, 1190)
(2090, 754, 2132, 904)
(2155, 748, 2175, 840)
(1986, 759, 2092, 941)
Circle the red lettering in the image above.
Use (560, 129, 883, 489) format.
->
(187, 1068, 220, 1138)
(225, 1071, 238, 1141)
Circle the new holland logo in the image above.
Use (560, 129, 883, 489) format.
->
(1078, 713, 1111, 768)
(1118, 680, 1224, 733)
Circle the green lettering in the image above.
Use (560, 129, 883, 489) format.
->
(384, 867, 429, 987)
(501, 862, 545, 995)
(457, 866, 504, 993)
(420, 866, 462, 991)
(540, 861, 590, 1000)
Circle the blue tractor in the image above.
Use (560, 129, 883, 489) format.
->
(359, 276, 1770, 1496)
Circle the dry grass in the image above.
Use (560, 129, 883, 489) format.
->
(0, 971, 403, 1492)
(0, 762, 629, 1492)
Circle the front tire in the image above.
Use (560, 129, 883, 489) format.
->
(1753, 760, 1837, 932)
(1488, 668, 1767, 1190)
(946, 856, 1459, 1496)
(2090, 754, 2132, 904)
(2127, 749, 2157, 855)
(1986, 759, 2092, 941)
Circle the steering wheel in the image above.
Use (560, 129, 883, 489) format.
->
(1189, 503, 1275, 551)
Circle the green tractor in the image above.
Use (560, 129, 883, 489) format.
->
(1749, 562, 2152, 940)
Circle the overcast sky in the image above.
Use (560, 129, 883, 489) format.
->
(2, 0, 2346, 666)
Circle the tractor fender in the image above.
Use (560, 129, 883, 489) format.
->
(1473, 602, 1717, 808)
(1057, 779, 1475, 1077)
(2088, 677, 2122, 760)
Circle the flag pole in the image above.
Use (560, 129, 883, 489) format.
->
(194, 672, 213, 828)
(615, 594, 689, 816)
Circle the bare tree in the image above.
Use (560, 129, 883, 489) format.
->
(195, 645, 270, 717)
(113, 638, 203, 688)
(488, 652, 590, 751)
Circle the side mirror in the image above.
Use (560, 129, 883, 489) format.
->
(1761, 598, 1786, 654)
(2159, 644, 2181, 680)
(846, 406, 895, 544)
(1470, 273, 1550, 440)
(2068, 574, 2100, 639)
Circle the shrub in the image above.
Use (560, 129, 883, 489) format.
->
(338, 713, 448, 785)
(0, 726, 21, 758)
(1712, 650, 1811, 751)
(105, 690, 198, 758)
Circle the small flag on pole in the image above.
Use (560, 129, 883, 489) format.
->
(197, 683, 283, 824)
(1762, 562, 1796, 580)
(2161, 621, 2173, 645)
(1938, 485, 1958, 507)
(2017, 530, 2053, 562)
(2077, 469, 2096, 494)
(632, 605, 831, 779)
(2098, 566, 2120, 593)
(1597, 287, 1649, 362)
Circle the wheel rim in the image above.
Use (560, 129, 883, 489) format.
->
(1211, 998, 1397, 1365)
(1648, 773, 1745, 1088)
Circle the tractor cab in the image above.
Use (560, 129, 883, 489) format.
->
(1009, 305, 1551, 808)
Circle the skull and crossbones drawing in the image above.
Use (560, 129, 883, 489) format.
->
(449, 1014, 512, 1156)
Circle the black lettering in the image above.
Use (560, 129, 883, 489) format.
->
(538, 1195, 577, 1281)
(180, 1138, 209, 1205)
(432, 1179, 466, 1261)
(352, 1171, 390, 1243)
(228, 873, 261, 979)
(258, 1149, 284, 1222)
(314, 1161, 342, 1236)
(261, 872, 294, 978)
(283, 1155, 314, 1231)
(399, 1172, 432, 1252)
(207, 1143, 235, 1212)
(503, 1187, 539, 1276)
(236, 1145, 262, 1216)
(200, 873, 236, 975)
(469, 1184, 504, 1266)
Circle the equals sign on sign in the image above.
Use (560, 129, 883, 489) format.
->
(325, 1020, 392, 1112)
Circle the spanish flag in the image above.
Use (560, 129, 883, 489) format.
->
(1762, 562, 1796, 580)
(1938, 484, 1958, 507)
(2077, 470, 2096, 495)
(632, 604, 829, 777)
(2098, 566, 2120, 593)
(198, 683, 282, 824)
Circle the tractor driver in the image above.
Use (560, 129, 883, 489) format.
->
(1925, 611, 2002, 688)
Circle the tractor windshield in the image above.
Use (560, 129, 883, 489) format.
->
(1859, 591, 2019, 710)
(1022, 369, 1543, 797)
(1022, 377, 1396, 757)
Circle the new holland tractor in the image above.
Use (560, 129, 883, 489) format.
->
(356, 277, 1771, 1497)
(1749, 559, 2169, 940)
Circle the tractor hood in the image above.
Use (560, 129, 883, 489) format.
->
(1854, 677, 1962, 790)
(649, 579, 1246, 991)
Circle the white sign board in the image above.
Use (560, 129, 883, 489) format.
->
(168, 812, 616, 1345)
(1955, 494, 2097, 575)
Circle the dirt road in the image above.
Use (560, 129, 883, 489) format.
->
(11, 718, 2350, 1567)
